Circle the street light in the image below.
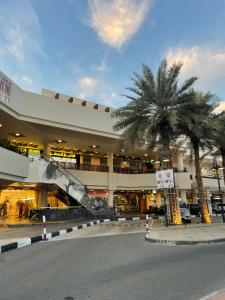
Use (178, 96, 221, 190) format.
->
(212, 161, 225, 223)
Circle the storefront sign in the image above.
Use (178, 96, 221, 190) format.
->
(0, 72, 12, 104)
(50, 151, 76, 158)
(156, 169, 174, 189)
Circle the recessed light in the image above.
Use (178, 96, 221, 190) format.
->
(55, 139, 66, 143)
(89, 145, 99, 149)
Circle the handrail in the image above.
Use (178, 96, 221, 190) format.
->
(41, 153, 85, 187)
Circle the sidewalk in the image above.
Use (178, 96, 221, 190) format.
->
(146, 220, 225, 245)
(0, 219, 94, 246)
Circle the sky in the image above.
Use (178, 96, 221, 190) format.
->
(1, 0, 225, 108)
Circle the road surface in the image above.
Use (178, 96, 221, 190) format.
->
(0, 221, 225, 300)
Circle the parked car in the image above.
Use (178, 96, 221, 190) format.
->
(179, 202, 191, 223)
(212, 203, 221, 214)
(188, 204, 201, 216)
(212, 203, 225, 214)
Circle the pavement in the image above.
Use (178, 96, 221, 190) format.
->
(146, 219, 225, 245)
(1, 222, 225, 299)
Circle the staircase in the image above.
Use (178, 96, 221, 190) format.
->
(26, 155, 113, 217)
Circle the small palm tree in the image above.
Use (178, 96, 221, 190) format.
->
(112, 59, 198, 224)
(177, 91, 218, 224)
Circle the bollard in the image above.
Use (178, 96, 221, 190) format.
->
(42, 215, 48, 241)
(146, 214, 149, 232)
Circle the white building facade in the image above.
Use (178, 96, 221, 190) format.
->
(0, 70, 224, 217)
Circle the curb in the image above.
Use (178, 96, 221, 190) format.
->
(0, 216, 147, 254)
(145, 236, 225, 245)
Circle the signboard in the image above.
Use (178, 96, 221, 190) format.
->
(156, 169, 174, 189)
(0, 72, 12, 104)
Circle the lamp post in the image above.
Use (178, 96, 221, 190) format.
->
(212, 161, 225, 223)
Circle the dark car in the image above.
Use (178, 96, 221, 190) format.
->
(188, 204, 201, 216)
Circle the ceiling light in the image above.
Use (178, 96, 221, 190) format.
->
(55, 139, 66, 143)
(144, 153, 148, 157)
(163, 159, 170, 162)
(15, 133, 21, 137)
(121, 149, 125, 152)
(0, 124, 2, 127)
(92, 145, 96, 148)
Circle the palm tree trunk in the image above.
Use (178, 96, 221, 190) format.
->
(192, 139, 211, 224)
(169, 190, 182, 224)
(166, 154, 182, 225)
(221, 150, 225, 185)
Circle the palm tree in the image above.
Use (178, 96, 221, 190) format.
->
(212, 112, 225, 183)
(112, 59, 198, 224)
(177, 91, 218, 224)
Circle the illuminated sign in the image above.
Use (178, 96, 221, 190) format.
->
(0, 72, 12, 104)
(50, 151, 76, 159)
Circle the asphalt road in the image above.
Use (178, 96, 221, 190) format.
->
(0, 221, 225, 300)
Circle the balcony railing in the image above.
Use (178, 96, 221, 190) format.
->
(58, 162, 189, 174)
(58, 162, 109, 172)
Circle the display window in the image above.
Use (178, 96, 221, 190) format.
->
(0, 189, 38, 217)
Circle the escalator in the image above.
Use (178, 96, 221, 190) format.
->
(26, 154, 113, 218)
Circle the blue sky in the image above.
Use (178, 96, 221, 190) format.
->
(1, 0, 225, 107)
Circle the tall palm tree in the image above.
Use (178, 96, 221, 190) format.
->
(212, 112, 225, 183)
(112, 59, 198, 225)
(177, 91, 218, 224)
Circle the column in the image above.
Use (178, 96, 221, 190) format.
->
(206, 189, 212, 215)
(107, 153, 114, 173)
(38, 186, 48, 208)
(43, 143, 51, 156)
(177, 151, 184, 172)
(107, 153, 115, 207)
(108, 190, 114, 207)
(180, 190, 187, 203)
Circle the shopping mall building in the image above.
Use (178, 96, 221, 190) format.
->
(0, 70, 224, 219)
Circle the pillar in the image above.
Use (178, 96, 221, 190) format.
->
(107, 153, 115, 207)
(107, 153, 114, 173)
(180, 190, 187, 203)
(206, 189, 212, 215)
(38, 186, 48, 208)
(43, 143, 51, 156)
(108, 190, 114, 207)
(177, 152, 184, 172)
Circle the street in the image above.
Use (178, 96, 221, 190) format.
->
(0, 221, 225, 300)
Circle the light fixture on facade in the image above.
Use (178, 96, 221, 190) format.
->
(10, 133, 25, 138)
(89, 145, 99, 149)
(55, 139, 66, 143)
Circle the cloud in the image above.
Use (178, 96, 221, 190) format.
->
(92, 58, 108, 72)
(88, 0, 151, 49)
(79, 77, 98, 89)
(0, 0, 45, 92)
(166, 46, 225, 94)
(21, 75, 33, 85)
(75, 75, 123, 107)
